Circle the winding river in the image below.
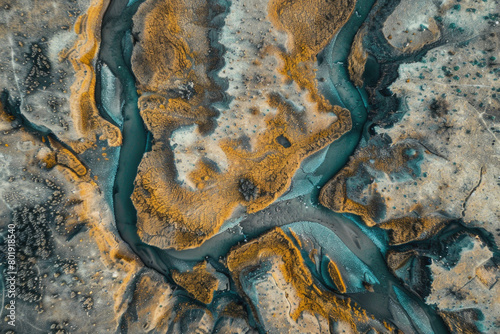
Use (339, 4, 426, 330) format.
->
(98, 0, 449, 332)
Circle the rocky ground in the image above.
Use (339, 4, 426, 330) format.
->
(1, 0, 499, 332)
(321, 0, 500, 331)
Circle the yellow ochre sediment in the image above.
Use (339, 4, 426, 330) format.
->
(131, 0, 357, 250)
(171, 261, 219, 304)
(63, 0, 122, 152)
(227, 228, 373, 331)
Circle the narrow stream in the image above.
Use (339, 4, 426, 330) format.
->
(100, 0, 178, 274)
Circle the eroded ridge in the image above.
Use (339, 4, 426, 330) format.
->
(226, 228, 394, 333)
(64, 0, 123, 151)
(131, 0, 356, 249)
